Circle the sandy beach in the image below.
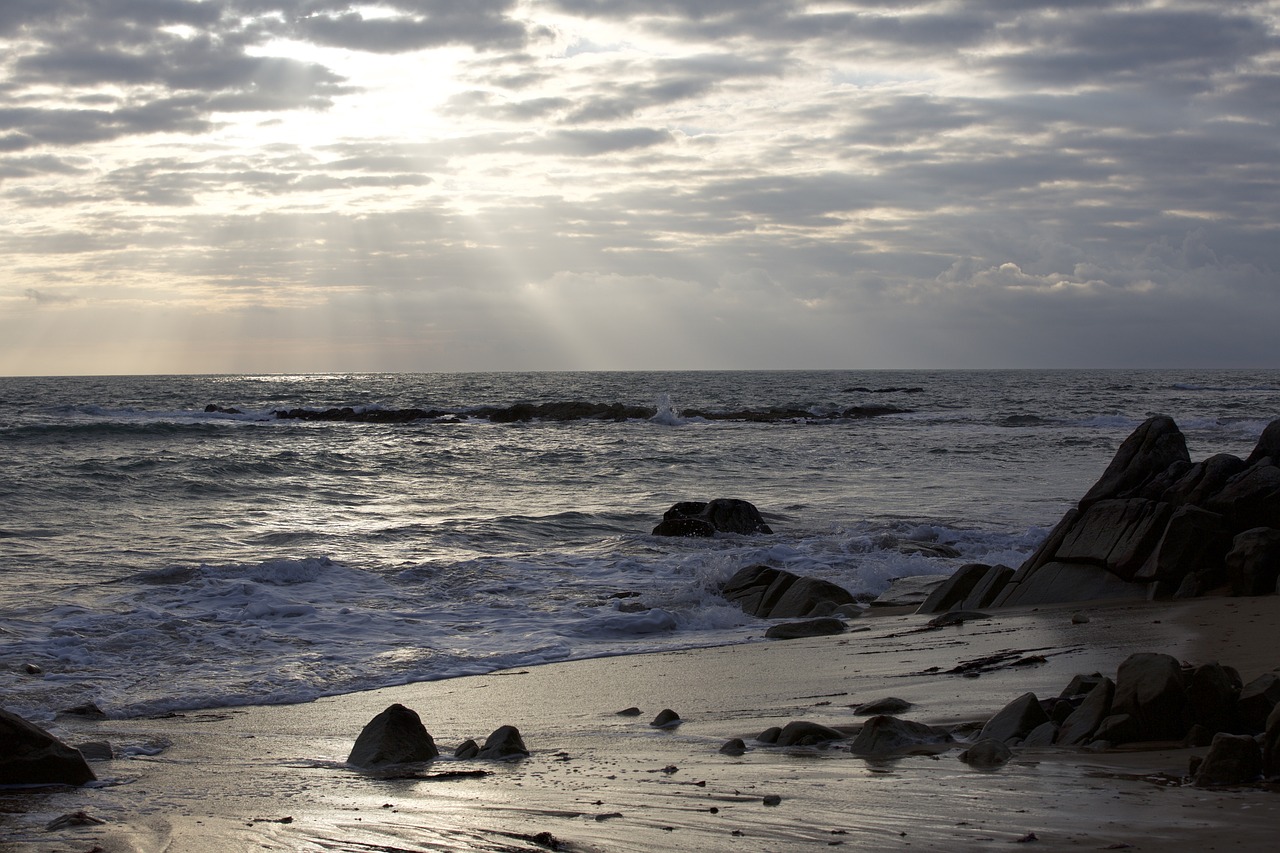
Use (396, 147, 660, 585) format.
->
(4, 594, 1279, 852)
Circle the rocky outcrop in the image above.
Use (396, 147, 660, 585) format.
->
(347, 704, 439, 768)
(915, 416, 1280, 610)
(653, 498, 773, 537)
(720, 564, 857, 618)
(0, 708, 96, 786)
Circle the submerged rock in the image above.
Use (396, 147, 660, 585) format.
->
(958, 739, 1013, 769)
(720, 565, 857, 619)
(774, 721, 847, 747)
(653, 498, 773, 537)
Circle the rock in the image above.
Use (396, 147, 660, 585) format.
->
(1079, 415, 1190, 506)
(23, 663, 42, 675)
(962, 565, 1015, 609)
(1112, 653, 1188, 742)
(926, 610, 991, 628)
(1224, 527, 1280, 596)
(0, 708, 96, 786)
(853, 697, 913, 716)
(1262, 704, 1280, 777)
(1057, 678, 1115, 746)
(1092, 713, 1140, 745)
(1236, 673, 1280, 732)
(1022, 721, 1058, 747)
(720, 565, 857, 619)
(774, 721, 847, 747)
(756, 726, 782, 745)
(615, 707, 642, 716)
(1208, 464, 1280, 533)
(849, 715, 954, 757)
(454, 739, 480, 759)
(477, 725, 528, 759)
(994, 560, 1147, 608)
(958, 738, 1013, 768)
(762, 794, 783, 806)
(1246, 419, 1280, 466)
(59, 702, 106, 718)
(650, 709, 682, 728)
(765, 617, 846, 639)
(1133, 505, 1232, 587)
(347, 704, 439, 768)
(1185, 662, 1240, 735)
(719, 738, 747, 756)
(916, 563, 991, 614)
(870, 575, 951, 608)
(897, 540, 961, 558)
(75, 741, 114, 761)
(1193, 733, 1263, 787)
(653, 499, 772, 537)
(978, 692, 1050, 744)
(1053, 499, 1173, 580)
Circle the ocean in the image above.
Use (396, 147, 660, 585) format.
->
(2, 369, 1277, 722)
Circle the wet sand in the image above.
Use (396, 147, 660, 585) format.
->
(5, 595, 1279, 852)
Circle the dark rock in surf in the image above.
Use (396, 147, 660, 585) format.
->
(347, 704, 439, 768)
(0, 708, 96, 786)
(653, 498, 773, 537)
(454, 739, 480, 759)
(764, 617, 846, 640)
(650, 709, 682, 728)
(720, 565, 857, 619)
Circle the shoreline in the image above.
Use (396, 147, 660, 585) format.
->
(5, 595, 1280, 851)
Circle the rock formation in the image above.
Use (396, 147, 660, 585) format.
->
(347, 703, 439, 768)
(919, 416, 1280, 610)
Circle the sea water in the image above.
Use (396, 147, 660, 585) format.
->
(1, 369, 1277, 720)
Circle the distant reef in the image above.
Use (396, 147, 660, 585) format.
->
(260, 401, 913, 425)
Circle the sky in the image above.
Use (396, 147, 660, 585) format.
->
(1, 0, 1278, 375)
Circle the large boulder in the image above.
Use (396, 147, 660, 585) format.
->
(1224, 528, 1280, 596)
(653, 498, 773, 537)
(0, 708, 96, 786)
(1193, 733, 1262, 787)
(347, 704, 439, 768)
(1133, 505, 1232, 588)
(1079, 416, 1190, 506)
(1112, 653, 1188, 742)
(1057, 677, 1116, 746)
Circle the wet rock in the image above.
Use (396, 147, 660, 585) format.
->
(897, 540, 961, 558)
(979, 692, 1050, 744)
(23, 663, 42, 675)
(854, 697, 913, 716)
(926, 610, 991, 628)
(774, 721, 847, 747)
(762, 794, 783, 806)
(1237, 673, 1280, 732)
(1112, 653, 1189, 742)
(1262, 704, 1280, 777)
(1057, 678, 1115, 746)
(849, 715, 954, 757)
(1224, 527, 1280, 596)
(1193, 733, 1262, 787)
(477, 725, 529, 759)
(454, 739, 479, 759)
(719, 738, 747, 756)
(1091, 713, 1140, 745)
(916, 564, 992, 614)
(650, 709, 682, 728)
(0, 708, 96, 786)
(958, 739, 1013, 769)
(720, 565, 857, 619)
(347, 704, 439, 768)
(1080, 415, 1190, 506)
(1185, 662, 1240, 735)
(870, 575, 952, 608)
(653, 498, 772, 537)
(75, 741, 114, 761)
(765, 617, 846, 640)
(756, 726, 782, 745)
(615, 707, 642, 717)
(1022, 721, 1058, 747)
(59, 702, 106, 718)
